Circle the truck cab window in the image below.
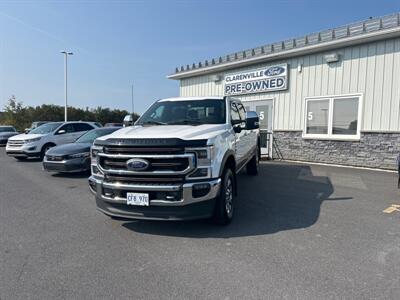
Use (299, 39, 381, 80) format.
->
(237, 104, 246, 121)
(230, 103, 241, 124)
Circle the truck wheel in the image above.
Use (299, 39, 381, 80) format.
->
(246, 147, 260, 175)
(212, 168, 235, 225)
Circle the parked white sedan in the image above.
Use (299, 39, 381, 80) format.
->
(6, 121, 99, 160)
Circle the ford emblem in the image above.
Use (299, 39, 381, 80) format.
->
(265, 66, 285, 76)
(126, 158, 150, 171)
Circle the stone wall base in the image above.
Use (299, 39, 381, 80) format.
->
(272, 131, 400, 170)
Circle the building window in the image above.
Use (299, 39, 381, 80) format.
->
(306, 99, 329, 134)
(304, 94, 361, 140)
(332, 97, 359, 135)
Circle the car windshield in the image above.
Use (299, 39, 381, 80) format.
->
(75, 128, 118, 143)
(137, 99, 226, 126)
(0, 127, 15, 132)
(30, 122, 62, 134)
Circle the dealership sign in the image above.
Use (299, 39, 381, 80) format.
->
(224, 64, 288, 96)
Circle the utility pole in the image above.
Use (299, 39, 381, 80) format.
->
(60, 51, 73, 122)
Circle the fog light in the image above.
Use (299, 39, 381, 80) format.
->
(166, 191, 181, 201)
(103, 188, 114, 198)
(192, 183, 211, 198)
(28, 146, 36, 151)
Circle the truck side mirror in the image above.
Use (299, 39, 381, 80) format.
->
(233, 125, 242, 133)
(246, 111, 259, 130)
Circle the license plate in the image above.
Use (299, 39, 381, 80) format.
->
(126, 192, 149, 206)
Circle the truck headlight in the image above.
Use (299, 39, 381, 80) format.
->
(188, 167, 209, 178)
(185, 146, 214, 179)
(186, 146, 215, 167)
(91, 145, 103, 165)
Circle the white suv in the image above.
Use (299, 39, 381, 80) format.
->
(6, 121, 99, 160)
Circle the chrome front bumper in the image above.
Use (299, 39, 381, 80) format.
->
(88, 176, 221, 207)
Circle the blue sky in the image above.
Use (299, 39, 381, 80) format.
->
(0, 0, 399, 114)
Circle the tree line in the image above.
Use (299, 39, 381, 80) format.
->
(0, 96, 139, 131)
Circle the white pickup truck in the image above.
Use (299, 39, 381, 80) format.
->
(89, 97, 260, 224)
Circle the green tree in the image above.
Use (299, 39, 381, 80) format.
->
(1, 95, 136, 131)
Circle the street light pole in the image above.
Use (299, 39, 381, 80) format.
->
(60, 51, 73, 122)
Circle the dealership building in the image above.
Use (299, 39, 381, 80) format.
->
(168, 13, 400, 170)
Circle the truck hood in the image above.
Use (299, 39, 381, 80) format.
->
(96, 124, 228, 142)
(8, 133, 46, 141)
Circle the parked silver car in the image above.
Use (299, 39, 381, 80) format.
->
(6, 121, 100, 160)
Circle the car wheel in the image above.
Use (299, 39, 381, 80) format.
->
(41, 144, 54, 160)
(246, 147, 260, 175)
(212, 168, 235, 225)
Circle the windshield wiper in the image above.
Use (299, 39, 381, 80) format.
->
(140, 120, 167, 125)
(166, 119, 204, 125)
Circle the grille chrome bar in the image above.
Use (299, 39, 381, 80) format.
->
(104, 146, 183, 154)
(102, 181, 181, 192)
(98, 153, 192, 159)
(102, 160, 182, 168)
(105, 175, 184, 183)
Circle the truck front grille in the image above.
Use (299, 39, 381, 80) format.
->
(97, 150, 195, 177)
(100, 157, 189, 172)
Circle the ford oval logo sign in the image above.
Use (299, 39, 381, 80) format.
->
(126, 158, 150, 171)
(265, 66, 285, 76)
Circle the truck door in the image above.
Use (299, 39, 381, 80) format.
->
(230, 101, 247, 168)
(236, 103, 256, 158)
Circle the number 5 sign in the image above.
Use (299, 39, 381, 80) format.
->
(308, 112, 313, 121)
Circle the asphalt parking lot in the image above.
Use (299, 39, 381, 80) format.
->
(1, 150, 400, 299)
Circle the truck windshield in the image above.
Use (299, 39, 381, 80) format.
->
(30, 122, 62, 134)
(137, 99, 226, 126)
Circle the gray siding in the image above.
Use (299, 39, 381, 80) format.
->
(180, 38, 400, 132)
(273, 131, 400, 170)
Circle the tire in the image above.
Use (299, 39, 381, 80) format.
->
(41, 144, 55, 160)
(212, 168, 235, 225)
(246, 147, 260, 175)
